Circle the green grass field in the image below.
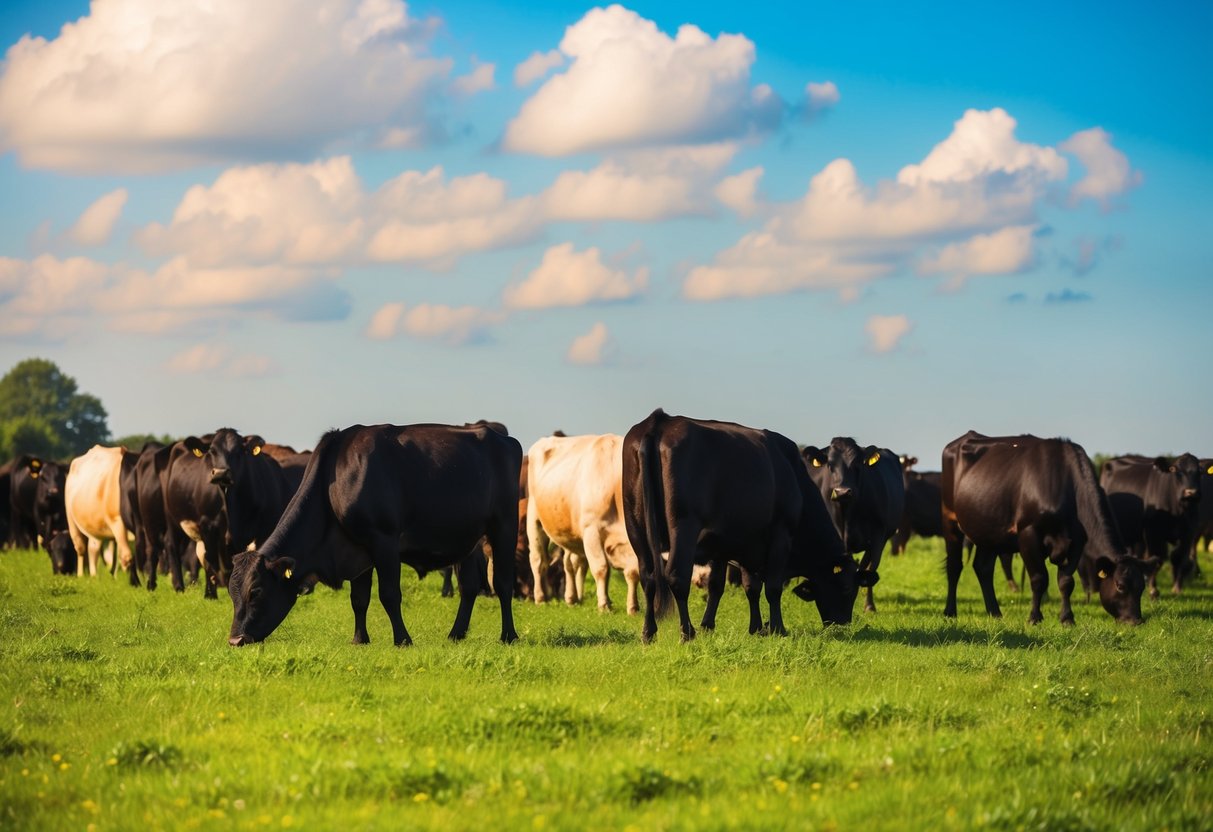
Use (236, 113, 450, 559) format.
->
(2, 540, 1211, 831)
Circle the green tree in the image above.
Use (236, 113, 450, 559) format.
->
(0, 358, 110, 459)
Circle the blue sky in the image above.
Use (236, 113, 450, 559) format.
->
(0, 0, 1209, 462)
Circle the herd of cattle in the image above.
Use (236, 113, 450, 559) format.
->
(2, 410, 1211, 646)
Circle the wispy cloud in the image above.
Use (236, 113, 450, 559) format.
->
(865, 314, 912, 353)
(66, 189, 129, 246)
(566, 322, 616, 366)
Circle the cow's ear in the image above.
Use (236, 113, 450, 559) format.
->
(1206, 463, 1213, 476)
(791, 580, 816, 602)
(245, 435, 266, 457)
(856, 569, 880, 587)
(1093, 556, 1116, 581)
(802, 447, 824, 468)
(265, 557, 296, 581)
(27, 457, 43, 478)
(864, 446, 881, 467)
(1152, 456, 1170, 472)
(184, 436, 209, 459)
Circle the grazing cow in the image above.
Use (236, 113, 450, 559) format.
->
(622, 409, 870, 643)
(164, 429, 299, 598)
(526, 433, 641, 614)
(1100, 454, 1202, 597)
(65, 445, 138, 582)
(942, 431, 1153, 624)
(802, 438, 905, 613)
(227, 422, 522, 647)
(46, 529, 77, 575)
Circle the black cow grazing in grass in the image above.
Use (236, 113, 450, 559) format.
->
(1100, 454, 1202, 598)
(802, 438, 905, 613)
(163, 429, 299, 598)
(622, 409, 869, 644)
(227, 422, 522, 647)
(942, 431, 1153, 625)
(46, 529, 77, 575)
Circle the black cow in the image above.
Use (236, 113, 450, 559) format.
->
(9, 455, 67, 552)
(131, 444, 175, 590)
(891, 466, 1022, 592)
(621, 409, 870, 643)
(1195, 458, 1213, 575)
(164, 429, 298, 598)
(1100, 454, 1202, 597)
(46, 529, 77, 575)
(227, 422, 522, 646)
(802, 438, 905, 613)
(0, 459, 12, 547)
(942, 431, 1153, 624)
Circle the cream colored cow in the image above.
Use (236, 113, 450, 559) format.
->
(526, 433, 640, 614)
(65, 445, 135, 579)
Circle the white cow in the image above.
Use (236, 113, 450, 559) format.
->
(526, 433, 640, 614)
(65, 445, 135, 579)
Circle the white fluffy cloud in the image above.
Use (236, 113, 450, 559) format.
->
(543, 144, 737, 221)
(1059, 127, 1142, 206)
(803, 81, 840, 119)
(452, 61, 495, 96)
(505, 243, 648, 309)
(138, 157, 542, 270)
(917, 225, 1037, 283)
(364, 301, 501, 345)
(684, 108, 1101, 301)
(165, 343, 277, 377)
(514, 49, 565, 87)
(503, 5, 782, 156)
(0, 254, 347, 340)
(566, 322, 615, 365)
(67, 189, 129, 246)
(865, 315, 911, 353)
(714, 167, 764, 218)
(0, 0, 451, 173)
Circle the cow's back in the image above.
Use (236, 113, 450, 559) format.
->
(527, 433, 624, 550)
(65, 445, 126, 537)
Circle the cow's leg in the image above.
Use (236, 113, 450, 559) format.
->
(583, 527, 613, 612)
(161, 525, 186, 592)
(370, 543, 411, 647)
(1170, 534, 1193, 595)
(486, 518, 519, 644)
(527, 504, 552, 605)
(1018, 529, 1048, 624)
(1056, 564, 1076, 626)
(88, 539, 102, 577)
(568, 549, 586, 604)
(350, 571, 372, 644)
(69, 521, 87, 577)
(114, 524, 139, 588)
(943, 535, 964, 617)
(766, 528, 792, 635)
(641, 572, 660, 644)
(449, 554, 480, 641)
(971, 547, 1002, 618)
(741, 568, 764, 634)
(858, 541, 884, 613)
(667, 521, 698, 642)
(699, 558, 728, 631)
(200, 533, 221, 600)
(439, 566, 454, 598)
(623, 557, 640, 616)
(999, 552, 1020, 592)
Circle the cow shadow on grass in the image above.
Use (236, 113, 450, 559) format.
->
(838, 624, 1043, 650)
(535, 628, 637, 648)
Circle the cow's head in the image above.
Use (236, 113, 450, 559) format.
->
(46, 531, 77, 576)
(186, 429, 266, 491)
(818, 438, 881, 506)
(791, 556, 878, 626)
(227, 550, 301, 646)
(34, 460, 66, 506)
(1089, 555, 1157, 624)
(1158, 453, 1202, 509)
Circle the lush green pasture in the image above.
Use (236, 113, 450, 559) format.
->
(1, 542, 1211, 831)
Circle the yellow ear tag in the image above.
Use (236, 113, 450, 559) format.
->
(192, 447, 204, 458)
(252, 445, 262, 456)
(867, 453, 880, 466)
(833, 565, 843, 574)
(30, 460, 41, 470)
(1207, 464, 1213, 475)
(284, 568, 293, 580)
(812, 458, 822, 468)
(30, 471, 39, 479)
(1098, 570, 1108, 579)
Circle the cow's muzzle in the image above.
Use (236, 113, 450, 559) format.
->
(830, 487, 853, 502)
(1181, 488, 1199, 502)
(210, 468, 233, 487)
(229, 634, 249, 647)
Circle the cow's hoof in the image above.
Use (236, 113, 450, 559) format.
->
(500, 630, 519, 644)
(394, 638, 413, 648)
(1060, 616, 1075, 627)
(446, 630, 467, 642)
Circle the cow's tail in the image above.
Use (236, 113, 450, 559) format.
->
(638, 422, 674, 619)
